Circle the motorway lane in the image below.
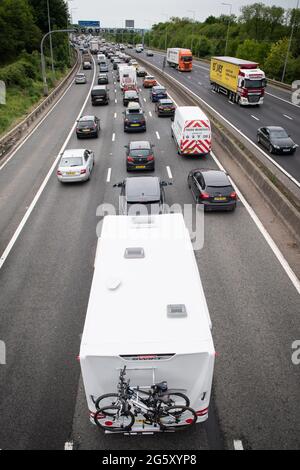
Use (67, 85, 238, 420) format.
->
(131, 50, 300, 183)
(0, 65, 96, 255)
(0, 59, 299, 450)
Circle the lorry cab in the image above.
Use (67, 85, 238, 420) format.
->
(167, 48, 193, 72)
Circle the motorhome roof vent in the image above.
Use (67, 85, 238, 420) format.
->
(124, 247, 145, 259)
(167, 304, 187, 318)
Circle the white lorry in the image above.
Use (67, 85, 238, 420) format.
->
(90, 40, 99, 54)
(171, 106, 212, 156)
(119, 65, 137, 90)
(80, 213, 215, 433)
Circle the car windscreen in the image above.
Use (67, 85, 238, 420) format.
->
(78, 121, 94, 128)
(270, 129, 289, 138)
(130, 149, 151, 157)
(60, 157, 83, 167)
(92, 89, 106, 96)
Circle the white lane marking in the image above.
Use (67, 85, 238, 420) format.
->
(144, 98, 147, 102)
(149, 111, 152, 117)
(106, 168, 111, 182)
(283, 114, 293, 120)
(198, 82, 203, 86)
(251, 115, 260, 121)
(233, 440, 244, 451)
(114, 113, 117, 119)
(210, 151, 300, 295)
(64, 441, 74, 450)
(0, 64, 81, 172)
(266, 91, 300, 109)
(115, 98, 117, 104)
(0, 58, 97, 269)
(146, 61, 300, 188)
(166, 166, 173, 179)
(228, 101, 234, 105)
(112, 133, 116, 142)
(156, 131, 160, 140)
(114, 89, 117, 93)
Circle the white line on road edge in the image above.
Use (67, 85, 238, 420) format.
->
(210, 151, 300, 295)
(251, 115, 260, 121)
(106, 168, 111, 182)
(233, 440, 244, 450)
(64, 441, 74, 450)
(149, 111, 152, 117)
(166, 166, 173, 179)
(156, 131, 160, 140)
(112, 133, 116, 142)
(0, 58, 97, 270)
(0, 64, 80, 172)
(266, 91, 300, 109)
(283, 114, 293, 120)
(146, 61, 300, 188)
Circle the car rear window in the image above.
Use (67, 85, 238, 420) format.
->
(60, 157, 83, 167)
(92, 89, 106, 96)
(130, 149, 151, 157)
(78, 121, 94, 128)
(127, 114, 144, 121)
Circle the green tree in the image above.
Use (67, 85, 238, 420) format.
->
(264, 38, 296, 82)
(236, 39, 270, 65)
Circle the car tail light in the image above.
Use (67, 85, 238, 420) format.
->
(230, 191, 237, 199)
(147, 155, 154, 161)
(196, 408, 209, 417)
(158, 106, 163, 110)
(127, 157, 134, 162)
(125, 119, 129, 123)
(80, 169, 87, 174)
(141, 120, 145, 125)
(57, 170, 62, 176)
(200, 192, 210, 199)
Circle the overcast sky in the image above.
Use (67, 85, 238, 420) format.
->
(69, 0, 298, 29)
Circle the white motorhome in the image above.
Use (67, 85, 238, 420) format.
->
(171, 106, 212, 156)
(90, 40, 99, 54)
(97, 53, 106, 65)
(119, 65, 137, 90)
(80, 214, 215, 433)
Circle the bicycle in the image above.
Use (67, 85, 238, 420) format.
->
(93, 366, 197, 432)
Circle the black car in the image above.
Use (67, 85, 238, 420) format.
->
(124, 111, 146, 132)
(257, 126, 298, 155)
(137, 67, 147, 77)
(76, 115, 100, 138)
(151, 86, 168, 102)
(187, 169, 237, 211)
(113, 60, 122, 70)
(97, 73, 109, 85)
(125, 141, 155, 171)
(155, 98, 176, 117)
(91, 85, 110, 105)
(114, 177, 171, 215)
(123, 90, 139, 106)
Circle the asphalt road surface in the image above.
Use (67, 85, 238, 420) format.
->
(0, 55, 299, 450)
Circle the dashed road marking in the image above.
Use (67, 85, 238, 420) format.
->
(64, 441, 74, 450)
(114, 113, 117, 119)
(149, 111, 152, 117)
(166, 166, 173, 179)
(106, 168, 112, 182)
(233, 440, 244, 450)
(112, 133, 116, 142)
(156, 131, 160, 140)
(283, 114, 293, 120)
(251, 115, 260, 121)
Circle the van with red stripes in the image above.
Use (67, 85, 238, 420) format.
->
(171, 106, 211, 156)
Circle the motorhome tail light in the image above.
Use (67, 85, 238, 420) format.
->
(230, 191, 237, 199)
(196, 408, 209, 416)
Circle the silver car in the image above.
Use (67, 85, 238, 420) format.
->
(57, 149, 94, 183)
(75, 73, 87, 84)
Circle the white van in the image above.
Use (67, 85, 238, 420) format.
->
(171, 106, 211, 156)
(119, 65, 137, 90)
(80, 214, 215, 433)
(97, 53, 105, 65)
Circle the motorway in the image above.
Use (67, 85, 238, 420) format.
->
(0, 55, 299, 450)
(130, 49, 300, 184)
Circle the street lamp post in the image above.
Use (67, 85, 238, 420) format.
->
(187, 10, 196, 54)
(222, 2, 232, 56)
(47, 0, 55, 75)
(282, 0, 299, 83)
(41, 29, 75, 96)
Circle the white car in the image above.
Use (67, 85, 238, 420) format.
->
(57, 149, 94, 183)
(75, 73, 87, 84)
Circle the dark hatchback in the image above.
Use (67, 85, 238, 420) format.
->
(76, 115, 100, 138)
(257, 126, 298, 155)
(114, 177, 170, 215)
(123, 90, 140, 106)
(188, 169, 237, 211)
(124, 112, 146, 132)
(97, 73, 109, 85)
(150, 86, 168, 102)
(91, 85, 110, 105)
(155, 98, 176, 117)
(125, 141, 155, 171)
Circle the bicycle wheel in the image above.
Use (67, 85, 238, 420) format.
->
(159, 392, 190, 407)
(158, 406, 197, 430)
(95, 393, 120, 411)
(94, 406, 135, 432)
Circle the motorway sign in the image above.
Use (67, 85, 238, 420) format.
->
(78, 20, 100, 27)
